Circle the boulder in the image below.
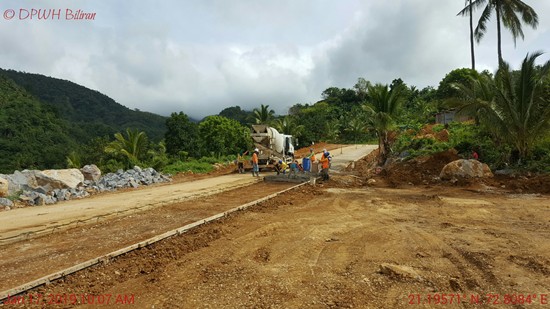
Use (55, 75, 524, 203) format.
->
(34, 169, 84, 193)
(8, 170, 39, 193)
(440, 159, 493, 180)
(0, 176, 8, 197)
(80, 164, 102, 182)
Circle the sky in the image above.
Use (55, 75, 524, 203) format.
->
(1, 0, 549, 119)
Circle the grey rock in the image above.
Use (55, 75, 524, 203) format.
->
(45, 196, 57, 205)
(80, 164, 102, 182)
(0, 197, 13, 207)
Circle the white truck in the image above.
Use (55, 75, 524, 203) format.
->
(250, 124, 295, 168)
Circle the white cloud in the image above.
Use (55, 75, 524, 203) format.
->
(0, 0, 549, 118)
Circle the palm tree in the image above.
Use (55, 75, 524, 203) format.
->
(273, 115, 304, 138)
(253, 104, 275, 124)
(66, 151, 82, 168)
(324, 120, 341, 143)
(105, 128, 149, 167)
(459, 0, 538, 65)
(452, 52, 550, 160)
(363, 84, 406, 164)
(457, 0, 476, 70)
(345, 117, 368, 145)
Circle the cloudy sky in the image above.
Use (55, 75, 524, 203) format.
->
(1, 0, 549, 118)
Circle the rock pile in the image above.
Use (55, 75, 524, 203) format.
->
(0, 165, 171, 208)
(92, 166, 171, 192)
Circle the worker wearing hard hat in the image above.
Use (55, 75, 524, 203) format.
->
(251, 148, 259, 177)
(320, 149, 331, 181)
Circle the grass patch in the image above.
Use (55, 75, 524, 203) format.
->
(163, 160, 214, 174)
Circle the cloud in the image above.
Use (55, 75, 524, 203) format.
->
(0, 0, 549, 119)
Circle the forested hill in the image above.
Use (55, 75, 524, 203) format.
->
(0, 68, 167, 141)
(0, 75, 76, 172)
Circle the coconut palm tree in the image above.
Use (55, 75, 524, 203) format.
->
(253, 104, 275, 125)
(363, 84, 406, 164)
(324, 120, 341, 143)
(273, 115, 305, 138)
(458, 0, 538, 65)
(452, 52, 550, 160)
(105, 128, 149, 167)
(345, 116, 368, 145)
(457, 0, 476, 70)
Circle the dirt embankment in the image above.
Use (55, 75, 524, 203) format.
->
(352, 148, 550, 195)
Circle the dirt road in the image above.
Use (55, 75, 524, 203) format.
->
(0, 174, 261, 242)
(0, 144, 374, 244)
(0, 182, 295, 293)
(11, 180, 548, 308)
(0, 144, 375, 295)
(4, 144, 548, 308)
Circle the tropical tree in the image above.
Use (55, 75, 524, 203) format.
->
(437, 68, 479, 100)
(457, 0, 476, 70)
(253, 104, 275, 124)
(198, 115, 250, 157)
(272, 116, 305, 139)
(363, 83, 406, 164)
(164, 112, 200, 158)
(345, 116, 368, 145)
(458, 0, 538, 65)
(105, 128, 149, 167)
(451, 52, 550, 160)
(66, 151, 82, 169)
(324, 120, 341, 143)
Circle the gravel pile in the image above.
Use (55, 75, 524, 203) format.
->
(6, 166, 171, 207)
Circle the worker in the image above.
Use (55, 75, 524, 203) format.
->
(274, 159, 288, 175)
(306, 148, 316, 172)
(308, 148, 316, 163)
(281, 160, 288, 174)
(274, 160, 282, 175)
(251, 148, 259, 177)
(237, 150, 248, 174)
(320, 149, 330, 181)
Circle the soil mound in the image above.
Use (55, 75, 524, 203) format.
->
(351, 148, 549, 194)
(382, 149, 460, 187)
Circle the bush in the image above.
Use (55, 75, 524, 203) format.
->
(162, 160, 214, 174)
(198, 155, 236, 165)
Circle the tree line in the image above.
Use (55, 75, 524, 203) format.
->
(1, 0, 548, 174)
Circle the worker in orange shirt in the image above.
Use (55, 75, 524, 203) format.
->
(251, 148, 260, 177)
(319, 149, 331, 181)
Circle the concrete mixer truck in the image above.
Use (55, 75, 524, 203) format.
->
(250, 124, 295, 168)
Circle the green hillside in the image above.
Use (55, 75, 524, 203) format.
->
(0, 69, 167, 142)
(0, 75, 76, 172)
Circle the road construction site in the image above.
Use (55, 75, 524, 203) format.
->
(1, 144, 549, 308)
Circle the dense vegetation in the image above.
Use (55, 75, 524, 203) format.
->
(0, 69, 167, 142)
(0, 75, 76, 172)
(1, 0, 548, 175)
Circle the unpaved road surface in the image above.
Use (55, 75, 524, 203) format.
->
(0, 174, 261, 242)
(0, 144, 374, 243)
(0, 182, 295, 293)
(7, 180, 549, 308)
(4, 144, 549, 308)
